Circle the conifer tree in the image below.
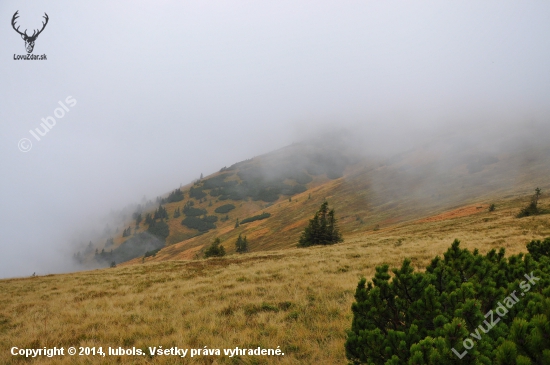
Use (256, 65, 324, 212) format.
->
(82, 242, 93, 255)
(105, 238, 114, 247)
(145, 213, 153, 225)
(518, 187, 544, 217)
(235, 234, 248, 253)
(298, 201, 343, 247)
(147, 219, 169, 240)
(204, 238, 226, 258)
(153, 204, 168, 220)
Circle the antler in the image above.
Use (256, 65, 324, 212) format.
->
(11, 11, 49, 40)
(33, 13, 49, 38)
(11, 10, 27, 37)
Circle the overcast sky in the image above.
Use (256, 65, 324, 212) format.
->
(1, 1, 549, 278)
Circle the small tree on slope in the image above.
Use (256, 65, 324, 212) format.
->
(298, 201, 343, 247)
(204, 238, 225, 258)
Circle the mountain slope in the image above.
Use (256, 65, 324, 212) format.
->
(83, 132, 550, 267)
(3, 193, 550, 364)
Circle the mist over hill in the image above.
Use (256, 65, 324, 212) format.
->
(2, 1, 550, 280)
(66, 122, 550, 270)
(3, 3, 550, 364)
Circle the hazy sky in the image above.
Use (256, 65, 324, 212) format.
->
(1, 1, 550, 278)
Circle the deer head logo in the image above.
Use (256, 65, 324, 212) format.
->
(12, 11, 49, 54)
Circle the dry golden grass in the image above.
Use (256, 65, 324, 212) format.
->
(1, 195, 549, 364)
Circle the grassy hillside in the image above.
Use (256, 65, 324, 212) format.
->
(81, 136, 550, 267)
(28, 135, 545, 364)
(1, 194, 549, 364)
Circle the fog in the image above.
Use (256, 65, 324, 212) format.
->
(1, 1, 549, 278)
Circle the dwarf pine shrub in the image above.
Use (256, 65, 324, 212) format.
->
(345, 239, 550, 364)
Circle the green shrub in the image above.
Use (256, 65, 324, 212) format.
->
(198, 165, 313, 202)
(345, 239, 550, 364)
(183, 204, 207, 217)
(526, 237, 550, 261)
(291, 184, 307, 194)
(255, 188, 281, 202)
(144, 248, 162, 258)
(147, 220, 169, 240)
(215, 204, 236, 214)
(189, 186, 206, 200)
(202, 174, 238, 190)
(181, 216, 217, 232)
(97, 232, 164, 265)
(240, 212, 271, 224)
(163, 189, 184, 203)
(202, 215, 218, 223)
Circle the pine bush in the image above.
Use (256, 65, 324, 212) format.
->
(345, 239, 550, 364)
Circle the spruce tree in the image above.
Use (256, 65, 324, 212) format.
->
(298, 201, 343, 247)
(518, 187, 544, 217)
(153, 204, 168, 220)
(147, 219, 169, 240)
(145, 213, 153, 225)
(236, 234, 248, 253)
(204, 238, 226, 258)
